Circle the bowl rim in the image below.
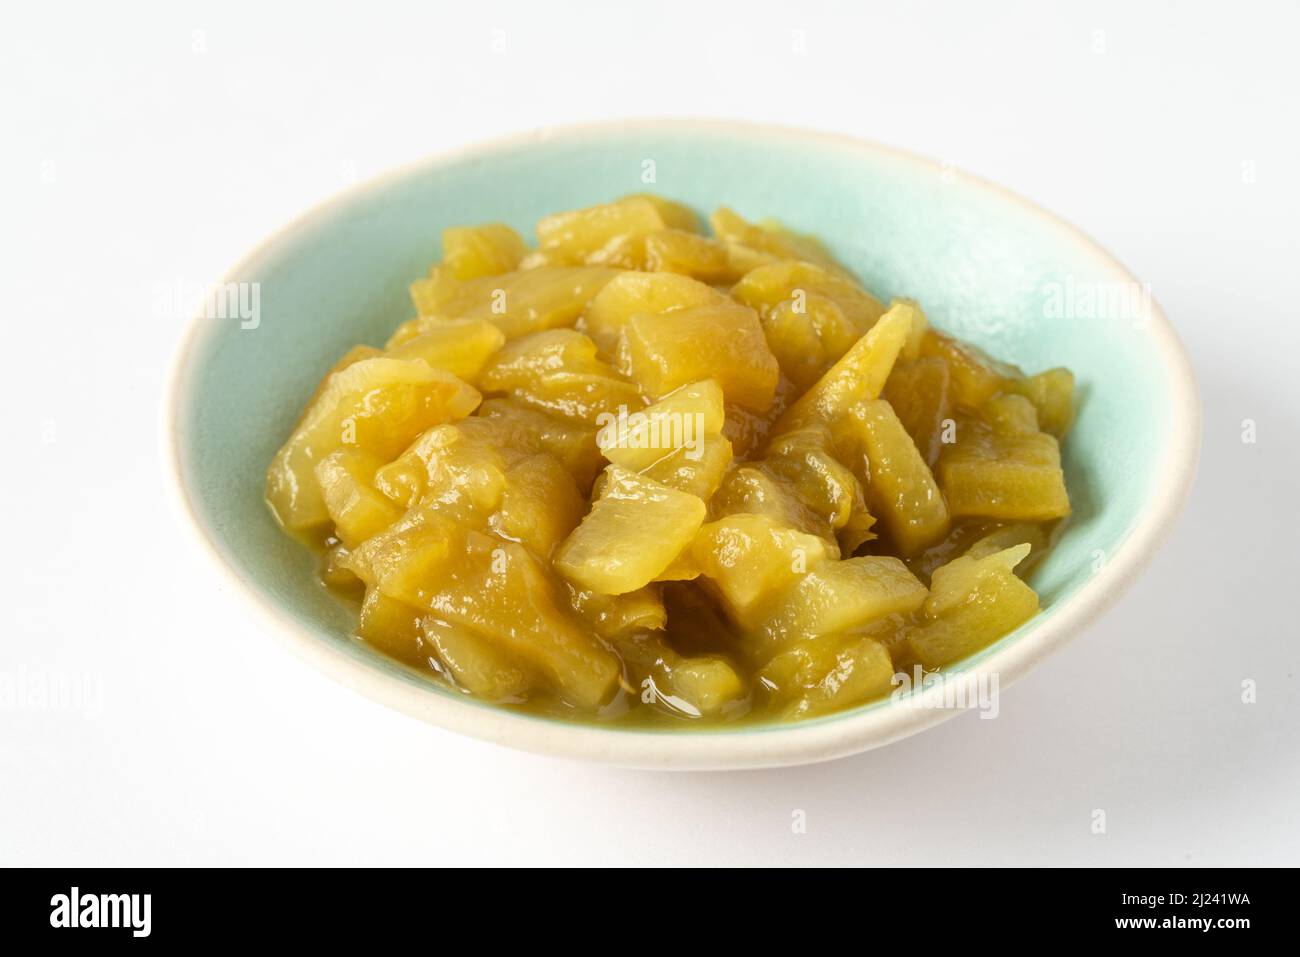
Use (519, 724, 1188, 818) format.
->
(162, 118, 1201, 770)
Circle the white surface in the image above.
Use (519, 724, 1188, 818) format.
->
(2, 1, 1296, 866)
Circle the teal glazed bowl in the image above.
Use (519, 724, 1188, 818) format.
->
(166, 120, 1199, 769)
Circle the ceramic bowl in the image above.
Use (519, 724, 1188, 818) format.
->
(165, 120, 1200, 769)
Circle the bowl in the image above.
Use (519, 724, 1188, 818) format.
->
(165, 119, 1200, 769)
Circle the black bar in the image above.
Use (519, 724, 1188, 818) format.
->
(0, 867, 1280, 942)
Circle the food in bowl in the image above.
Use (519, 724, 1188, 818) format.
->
(265, 195, 1075, 724)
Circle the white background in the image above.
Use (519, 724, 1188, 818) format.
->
(2, 1, 1297, 866)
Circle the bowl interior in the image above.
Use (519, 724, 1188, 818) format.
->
(171, 123, 1186, 745)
